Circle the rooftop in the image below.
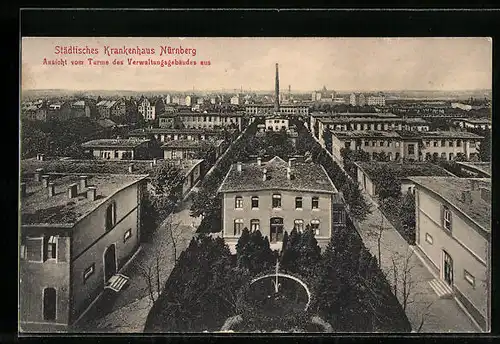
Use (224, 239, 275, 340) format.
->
(419, 131, 483, 139)
(409, 177, 491, 231)
(457, 162, 491, 177)
(128, 128, 232, 135)
(81, 138, 150, 148)
(175, 112, 244, 117)
(461, 118, 492, 124)
(311, 112, 398, 118)
(97, 100, 117, 108)
(331, 130, 401, 139)
(318, 117, 427, 124)
(72, 100, 85, 107)
(218, 156, 337, 194)
(356, 161, 454, 179)
(96, 118, 117, 128)
(161, 139, 224, 149)
(21, 174, 148, 226)
(21, 158, 203, 177)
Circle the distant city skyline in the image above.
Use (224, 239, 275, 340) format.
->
(22, 37, 492, 92)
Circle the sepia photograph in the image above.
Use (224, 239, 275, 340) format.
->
(19, 36, 492, 334)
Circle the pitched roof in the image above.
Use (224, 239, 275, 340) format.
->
(331, 130, 401, 139)
(457, 162, 491, 177)
(161, 139, 224, 149)
(409, 177, 491, 232)
(81, 138, 150, 149)
(21, 174, 148, 226)
(218, 156, 337, 194)
(97, 100, 117, 108)
(356, 161, 454, 179)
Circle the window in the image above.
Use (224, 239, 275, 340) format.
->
(114, 151, 119, 158)
(295, 197, 303, 209)
(43, 287, 57, 321)
(44, 236, 57, 261)
(311, 219, 320, 235)
(26, 237, 43, 262)
(333, 210, 345, 224)
(371, 141, 376, 147)
(250, 219, 260, 232)
(312, 197, 319, 209)
(124, 229, 132, 242)
(408, 144, 415, 155)
(433, 141, 438, 147)
(443, 206, 452, 231)
(235, 196, 243, 209)
(464, 270, 475, 287)
(380, 141, 384, 147)
(441, 140, 446, 147)
(20, 244, 26, 260)
(251, 196, 259, 209)
(294, 219, 304, 232)
(364, 141, 369, 147)
(105, 202, 117, 231)
(272, 194, 282, 208)
(448, 141, 454, 147)
(426, 141, 430, 147)
(457, 140, 462, 147)
(425, 233, 434, 244)
(234, 219, 244, 236)
(395, 142, 400, 148)
(83, 263, 95, 282)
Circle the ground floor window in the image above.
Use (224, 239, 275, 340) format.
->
(310, 219, 320, 235)
(234, 219, 244, 236)
(250, 219, 260, 232)
(294, 219, 304, 232)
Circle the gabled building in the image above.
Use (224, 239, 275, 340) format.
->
(217, 156, 346, 253)
(81, 138, 153, 160)
(128, 127, 232, 143)
(161, 139, 226, 160)
(19, 172, 148, 332)
(410, 177, 491, 332)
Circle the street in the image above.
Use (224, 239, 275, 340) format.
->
(356, 193, 479, 333)
(72, 199, 200, 333)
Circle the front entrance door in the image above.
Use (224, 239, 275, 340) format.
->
(443, 250, 454, 286)
(270, 217, 284, 243)
(104, 244, 117, 283)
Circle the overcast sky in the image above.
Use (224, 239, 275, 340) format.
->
(21, 37, 492, 92)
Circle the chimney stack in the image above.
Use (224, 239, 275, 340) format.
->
(263, 168, 267, 181)
(257, 157, 262, 166)
(461, 190, 472, 204)
(274, 63, 280, 112)
(79, 176, 88, 190)
(128, 164, 134, 173)
(287, 166, 292, 180)
(480, 187, 490, 202)
(288, 158, 295, 168)
(34, 168, 44, 182)
(41, 175, 50, 188)
(20, 182, 26, 197)
(236, 162, 242, 172)
(87, 186, 97, 201)
(68, 183, 78, 198)
(48, 182, 55, 197)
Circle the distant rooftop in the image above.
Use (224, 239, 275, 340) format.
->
(96, 118, 117, 128)
(311, 112, 398, 118)
(97, 100, 117, 108)
(21, 174, 147, 226)
(419, 131, 483, 139)
(409, 177, 491, 232)
(331, 130, 401, 139)
(318, 117, 427, 124)
(161, 139, 224, 149)
(460, 118, 491, 124)
(128, 128, 231, 136)
(218, 156, 337, 194)
(81, 138, 150, 148)
(21, 157, 204, 177)
(356, 161, 454, 179)
(457, 162, 491, 177)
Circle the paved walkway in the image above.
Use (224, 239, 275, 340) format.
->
(356, 193, 479, 333)
(73, 200, 200, 333)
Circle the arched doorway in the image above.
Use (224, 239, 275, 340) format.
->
(104, 244, 117, 284)
(270, 217, 284, 243)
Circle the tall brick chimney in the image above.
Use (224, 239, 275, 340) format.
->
(274, 63, 280, 112)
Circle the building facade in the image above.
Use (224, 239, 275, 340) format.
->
(81, 139, 153, 160)
(218, 156, 346, 253)
(410, 177, 491, 331)
(19, 173, 147, 332)
(138, 98, 156, 121)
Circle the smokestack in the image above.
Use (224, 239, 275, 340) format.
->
(68, 183, 78, 198)
(80, 176, 88, 190)
(263, 168, 267, 181)
(87, 186, 97, 201)
(274, 63, 280, 112)
(236, 162, 242, 172)
(48, 182, 55, 197)
(128, 164, 134, 173)
(257, 157, 262, 166)
(34, 168, 44, 182)
(480, 187, 490, 202)
(287, 166, 291, 180)
(20, 182, 26, 197)
(41, 175, 50, 188)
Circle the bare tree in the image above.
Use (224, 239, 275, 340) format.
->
(376, 213, 384, 267)
(389, 248, 416, 312)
